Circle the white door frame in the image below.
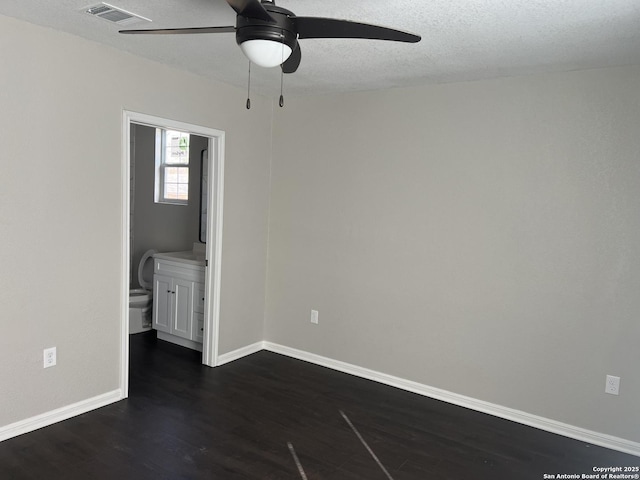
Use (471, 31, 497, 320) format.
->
(120, 110, 225, 397)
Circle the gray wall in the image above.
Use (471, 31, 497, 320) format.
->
(266, 65, 640, 443)
(131, 124, 207, 288)
(0, 13, 271, 427)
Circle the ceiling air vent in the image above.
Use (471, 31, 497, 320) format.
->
(85, 3, 151, 26)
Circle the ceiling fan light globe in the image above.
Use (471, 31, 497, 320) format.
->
(240, 39, 292, 68)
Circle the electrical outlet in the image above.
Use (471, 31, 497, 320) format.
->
(43, 347, 57, 368)
(310, 309, 319, 325)
(605, 375, 620, 395)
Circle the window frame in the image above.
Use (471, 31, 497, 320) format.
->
(154, 128, 190, 205)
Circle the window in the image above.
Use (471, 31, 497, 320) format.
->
(155, 129, 190, 204)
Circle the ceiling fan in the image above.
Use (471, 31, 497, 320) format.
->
(119, 0, 421, 74)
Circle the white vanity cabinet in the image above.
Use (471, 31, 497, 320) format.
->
(152, 252, 206, 351)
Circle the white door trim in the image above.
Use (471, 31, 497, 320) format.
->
(202, 132, 225, 367)
(120, 110, 225, 397)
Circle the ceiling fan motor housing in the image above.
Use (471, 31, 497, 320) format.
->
(235, 4, 297, 52)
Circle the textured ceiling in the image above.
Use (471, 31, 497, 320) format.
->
(2, 0, 640, 96)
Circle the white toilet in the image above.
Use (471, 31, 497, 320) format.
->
(129, 249, 157, 334)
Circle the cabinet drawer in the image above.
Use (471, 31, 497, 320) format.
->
(194, 283, 205, 313)
(154, 259, 205, 282)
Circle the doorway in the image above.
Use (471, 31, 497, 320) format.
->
(120, 111, 225, 397)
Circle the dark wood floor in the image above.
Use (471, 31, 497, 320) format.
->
(0, 332, 637, 479)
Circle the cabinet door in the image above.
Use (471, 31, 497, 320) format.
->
(194, 283, 205, 314)
(193, 313, 204, 343)
(172, 278, 193, 339)
(153, 275, 172, 333)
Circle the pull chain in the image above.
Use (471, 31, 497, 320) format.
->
(279, 69, 284, 107)
(279, 38, 285, 108)
(246, 61, 251, 110)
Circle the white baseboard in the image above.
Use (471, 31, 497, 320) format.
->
(0, 389, 123, 442)
(216, 341, 264, 366)
(157, 331, 203, 352)
(4, 344, 638, 458)
(263, 342, 640, 458)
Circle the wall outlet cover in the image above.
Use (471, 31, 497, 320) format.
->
(605, 375, 620, 395)
(311, 310, 319, 325)
(43, 347, 57, 368)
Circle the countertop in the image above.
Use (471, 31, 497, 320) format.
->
(154, 250, 206, 267)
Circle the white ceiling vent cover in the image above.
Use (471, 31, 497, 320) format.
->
(85, 3, 151, 26)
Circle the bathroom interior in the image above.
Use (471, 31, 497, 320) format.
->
(128, 123, 210, 352)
